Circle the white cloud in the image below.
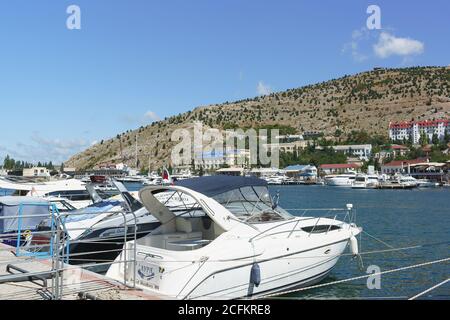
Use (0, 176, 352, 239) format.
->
(374, 32, 424, 58)
(257, 81, 272, 96)
(342, 27, 371, 62)
(0, 134, 90, 164)
(144, 110, 160, 122)
(121, 111, 161, 125)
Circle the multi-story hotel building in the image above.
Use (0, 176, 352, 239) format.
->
(389, 119, 450, 144)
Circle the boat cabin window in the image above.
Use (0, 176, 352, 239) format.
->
(211, 186, 294, 223)
(45, 190, 91, 201)
(302, 225, 341, 234)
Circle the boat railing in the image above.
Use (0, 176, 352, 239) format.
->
(248, 204, 355, 243)
(0, 203, 138, 300)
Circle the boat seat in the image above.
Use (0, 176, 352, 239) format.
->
(175, 217, 193, 233)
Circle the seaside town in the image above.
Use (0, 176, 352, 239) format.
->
(0, 1, 449, 306)
(2, 119, 449, 188)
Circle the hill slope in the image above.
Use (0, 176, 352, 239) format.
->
(66, 66, 450, 170)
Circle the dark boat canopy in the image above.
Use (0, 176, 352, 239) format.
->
(0, 196, 50, 233)
(175, 176, 268, 197)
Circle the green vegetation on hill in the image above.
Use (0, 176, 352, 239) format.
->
(66, 66, 450, 171)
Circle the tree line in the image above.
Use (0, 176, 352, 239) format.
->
(1, 155, 55, 171)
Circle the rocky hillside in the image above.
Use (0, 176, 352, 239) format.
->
(66, 66, 450, 170)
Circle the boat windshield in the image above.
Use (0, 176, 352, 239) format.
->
(212, 186, 294, 223)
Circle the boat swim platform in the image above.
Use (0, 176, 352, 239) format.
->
(0, 243, 167, 300)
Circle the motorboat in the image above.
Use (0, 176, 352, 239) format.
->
(0, 196, 54, 248)
(397, 175, 418, 187)
(351, 174, 380, 189)
(0, 177, 91, 209)
(116, 175, 152, 184)
(51, 183, 159, 270)
(379, 175, 418, 189)
(107, 176, 362, 300)
(415, 179, 440, 188)
(324, 171, 357, 187)
(263, 175, 286, 185)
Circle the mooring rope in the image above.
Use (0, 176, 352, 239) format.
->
(256, 256, 450, 300)
(408, 278, 450, 300)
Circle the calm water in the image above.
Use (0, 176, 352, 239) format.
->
(270, 185, 450, 300)
(1, 184, 448, 299)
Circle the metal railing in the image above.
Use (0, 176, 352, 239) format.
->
(248, 204, 356, 243)
(0, 203, 138, 300)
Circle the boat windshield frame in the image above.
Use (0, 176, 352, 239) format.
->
(147, 185, 295, 225)
(214, 185, 295, 224)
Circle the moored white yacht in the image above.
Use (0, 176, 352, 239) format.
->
(378, 175, 419, 189)
(324, 171, 357, 187)
(415, 179, 440, 188)
(263, 175, 286, 185)
(0, 177, 91, 209)
(106, 176, 362, 300)
(351, 174, 380, 189)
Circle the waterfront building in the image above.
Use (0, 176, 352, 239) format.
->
(249, 167, 285, 178)
(389, 119, 450, 144)
(409, 162, 448, 182)
(374, 144, 410, 163)
(284, 165, 318, 182)
(22, 167, 51, 178)
(319, 163, 361, 175)
(316, 144, 372, 161)
(215, 167, 245, 176)
(380, 158, 427, 175)
(194, 149, 250, 171)
(264, 140, 310, 154)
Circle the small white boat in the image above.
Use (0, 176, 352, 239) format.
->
(416, 179, 440, 188)
(107, 176, 362, 300)
(0, 177, 91, 209)
(264, 175, 285, 185)
(379, 175, 418, 189)
(352, 174, 380, 189)
(324, 171, 356, 187)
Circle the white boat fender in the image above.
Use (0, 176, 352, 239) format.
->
(350, 235, 359, 256)
(250, 263, 261, 287)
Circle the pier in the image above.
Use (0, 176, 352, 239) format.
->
(0, 243, 164, 300)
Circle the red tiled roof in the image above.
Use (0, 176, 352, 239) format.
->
(390, 144, 409, 150)
(319, 163, 361, 169)
(389, 119, 450, 129)
(382, 158, 426, 167)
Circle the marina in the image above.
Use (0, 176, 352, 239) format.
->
(0, 177, 448, 300)
(1, 1, 449, 307)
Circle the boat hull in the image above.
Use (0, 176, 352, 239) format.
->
(185, 240, 348, 300)
(107, 228, 357, 300)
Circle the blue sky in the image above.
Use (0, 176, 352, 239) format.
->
(0, 0, 449, 163)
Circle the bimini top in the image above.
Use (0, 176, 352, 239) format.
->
(175, 176, 267, 197)
(0, 196, 50, 233)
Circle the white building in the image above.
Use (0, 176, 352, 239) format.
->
(389, 119, 450, 144)
(23, 167, 51, 177)
(194, 149, 251, 171)
(331, 145, 372, 160)
(249, 167, 285, 178)
(264, 140, 310, 154)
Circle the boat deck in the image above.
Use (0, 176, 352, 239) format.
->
(0, 243, 166, 300)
